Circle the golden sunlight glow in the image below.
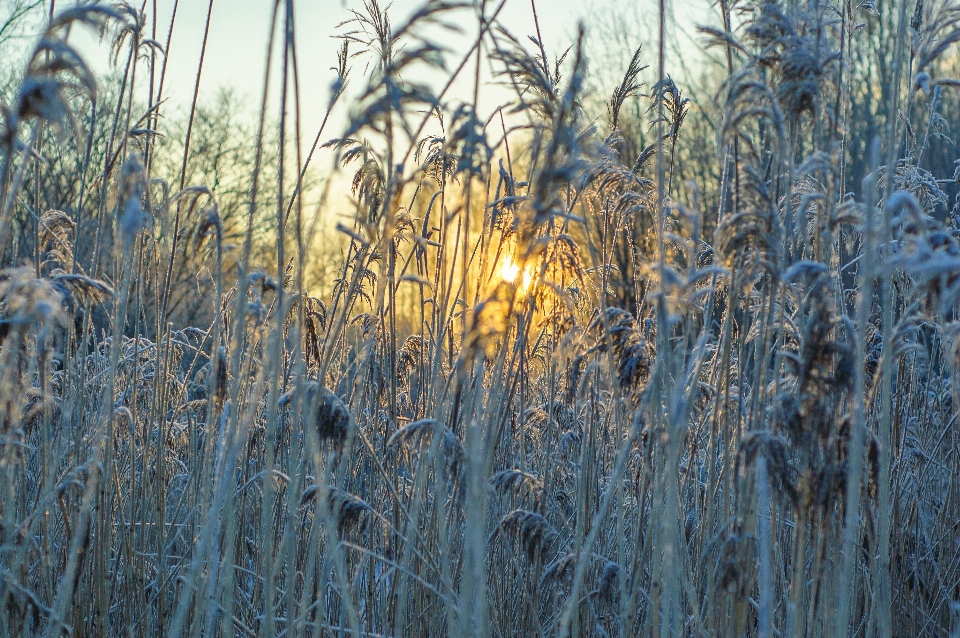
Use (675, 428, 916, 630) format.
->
(521, 266, 533, 291)
(500, 254, 534, 292)
(501, 254, 521, 282)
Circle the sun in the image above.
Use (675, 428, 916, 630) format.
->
(501, 254, 521, 282)
(500, 254, 534, 292)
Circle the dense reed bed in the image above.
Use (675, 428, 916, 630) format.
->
(1, 0, 960, 635)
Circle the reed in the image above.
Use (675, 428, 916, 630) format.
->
(1, 0, 960, 635)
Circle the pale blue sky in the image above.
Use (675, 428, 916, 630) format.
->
(67, 0, 716, 142)
(72, 1, 596, 135)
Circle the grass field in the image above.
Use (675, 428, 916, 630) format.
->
(2, 0, 960, 636)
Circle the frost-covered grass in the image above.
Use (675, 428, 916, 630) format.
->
(1, 0, 960, 636)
